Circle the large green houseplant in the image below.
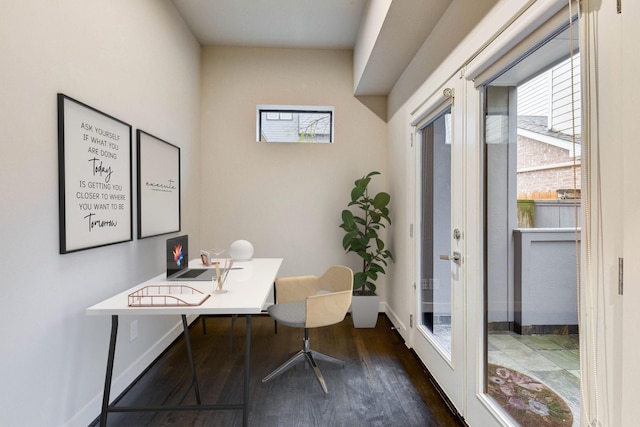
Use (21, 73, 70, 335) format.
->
(340, 171, 393, 327)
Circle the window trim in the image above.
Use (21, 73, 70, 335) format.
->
(256, 104, 334, 143)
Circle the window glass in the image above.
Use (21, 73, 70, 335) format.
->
(257, 105, 334, 143)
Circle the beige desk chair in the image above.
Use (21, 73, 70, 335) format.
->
(262, 265, 353, 393)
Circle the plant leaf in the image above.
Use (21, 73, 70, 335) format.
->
(341, 209, 355, 225)
(373, 192, 390, 209)
(351, 185, 366, 202)
(363, 279, 375, 293)
(342, 230, 359, 250)
(353, 272, 367, 290)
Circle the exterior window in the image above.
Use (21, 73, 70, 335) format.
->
(257, 105, 334, 143)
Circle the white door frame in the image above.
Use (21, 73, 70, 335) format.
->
(408, 74, 467, 417)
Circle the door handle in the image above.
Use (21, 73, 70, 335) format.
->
(439, 252, 461, 264)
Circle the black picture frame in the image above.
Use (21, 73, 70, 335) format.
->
(57, 94, 133, 254)
(136, 130, 181, 239)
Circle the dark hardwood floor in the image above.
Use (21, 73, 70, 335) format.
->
(92, 314, 465, 427)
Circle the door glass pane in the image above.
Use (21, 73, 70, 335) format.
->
(484, 24, 581, 427)
(420, 109, 452, 356)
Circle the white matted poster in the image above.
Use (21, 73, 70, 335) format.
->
(57, 94, 132, 254)
(136, 130, 180, 238)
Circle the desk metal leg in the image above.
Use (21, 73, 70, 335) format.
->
(181, 315, 202, 405)
(100, 315, 118, 427)
(243, 315, 251, 427)
(273, 283, 278, 334)
(97, 314, 249, 425)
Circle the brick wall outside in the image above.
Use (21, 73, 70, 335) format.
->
(517, 135, 581, 199)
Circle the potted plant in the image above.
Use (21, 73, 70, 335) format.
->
(339, 171, 393, 328)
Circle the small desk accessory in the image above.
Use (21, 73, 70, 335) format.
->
(128, 285, 210, 307)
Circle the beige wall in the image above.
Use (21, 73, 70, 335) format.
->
(199, 47, 389, 287)
(0, 1, 201, 425)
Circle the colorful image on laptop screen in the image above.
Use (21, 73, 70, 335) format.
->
(166, 235, 189, 277)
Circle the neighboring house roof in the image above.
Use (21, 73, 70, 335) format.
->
(518, 115, 581, 158)
(518, 115, 581, 144)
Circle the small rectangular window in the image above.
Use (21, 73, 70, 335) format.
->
(257, 104, 334, 143)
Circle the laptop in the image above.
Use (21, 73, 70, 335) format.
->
(166, 235, 219, 281)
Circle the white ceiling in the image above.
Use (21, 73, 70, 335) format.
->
(169, 2, 576, 98)
(170, 0, 453, 96)
(170, 0, 367, 49)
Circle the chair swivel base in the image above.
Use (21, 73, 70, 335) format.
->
(262, 332, 344, 393)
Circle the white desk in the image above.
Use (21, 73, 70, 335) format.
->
(87, 258, 283, 427)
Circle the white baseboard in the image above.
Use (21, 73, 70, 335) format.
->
(382, 302, 410, 346)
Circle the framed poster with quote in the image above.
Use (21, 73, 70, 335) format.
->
(57, 94, 133, 254)
(136, 130, 181, 239)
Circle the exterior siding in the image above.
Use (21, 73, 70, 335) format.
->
(517, 54, 581, 136)
(518, 72, 550, 117)
(551, 56, 581, 135)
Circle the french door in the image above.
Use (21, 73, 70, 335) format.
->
(408, 78, 526, 427)
(407, 2, 584, 426)
(411, 76, 466, 415)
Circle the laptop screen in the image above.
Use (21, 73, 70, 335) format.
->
(166, 235, 189, 277)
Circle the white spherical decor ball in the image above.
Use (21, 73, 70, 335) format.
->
(229, 240, 254, 261)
